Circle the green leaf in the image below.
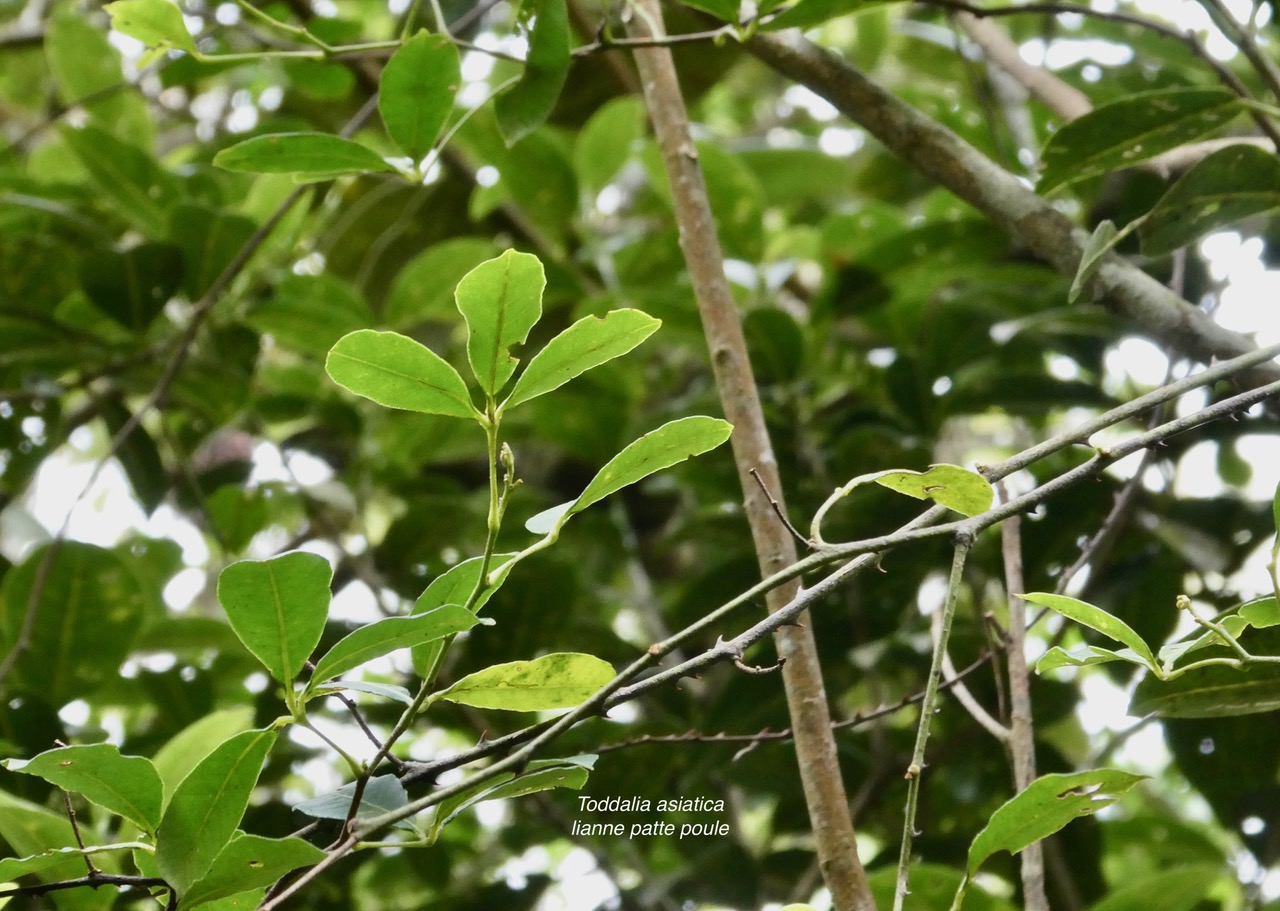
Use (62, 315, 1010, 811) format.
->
(247, 273, 372, 357)
(954, 770, 1145, 907)
(410, 554, 518, 675)
(152, 708, 255, 807)
(573, 97, 645, 195)
(1035, 644, 1150, 674)
(455, 250, 546, 396)
(1069, 219, 1119, 303)
(213, 133, 394, 181)
(438, 652, 615, 711)
(571, 415, 733, 517)
(430, 755, 595, 839)
(308, 605, 482, 689)
(1021, 592, 1159, 672)
(0, 846, 122, 890)
(383, 238, 498, 328)
(0, 542, 146, 707)
(1141, 145, 1280, 255)
(495, 0, 571, 145)
(379, 31, 460, 160)
(505, 309, 661, 408)
(294, 775, 408, 824)
(5, 744, 163, 834)
(79, 242, 184, 331)
(1240, 596, 1279, 629)
(326, 329, 476, 418)
(1131, 660, 1280, 717)
(105, 0, 197, 53)
(46, 13, 153, 146)
(168, 204, 258, 300)
(182, 834, 325, 910)
(60, 125, 182, 237)
(1038, 89, 1240, 195)
(873, 464, 994, 517)
(155, 728, 278, 896)
(216, 552, 332, 687)
(1088, 865, 1223, 911)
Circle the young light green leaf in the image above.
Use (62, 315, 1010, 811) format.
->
(1035, 644, 1149, 674)
(1240, 596, 1280, 629)
(438, 652, 615, 711)
(6, 744, 163, 834)
(873, 464, 994, 517)
(1141, 145, 1280, 255)
(104, 0, 196, 53)
(379, 31, 460, 161)
(182, 834, 325, 910)
(326, 329, 476, 418)
(505, 309, 661, 409)
(494, 0, 571, 145)
(1069, 219, 1119, 303)
(155, 728, 278, 896)
(294, 775, 408, 825)
(455, 250, 546, 396)
(1131, 661, 1280, 717)
(213, 133, 395, 181)
(1038, 89, 1239, 195)
(430, 755, 595, 839)
(308, 605, 482, 689)
(570, 416, 734, 518)
(525, 500, 573, 535)
(1021, 592, 1159, 672)
(217, 551, 332, 687)
(953, 770, 1145, 910)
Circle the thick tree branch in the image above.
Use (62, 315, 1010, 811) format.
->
(626, 4, 875, 909)
(745, 30, 1280, 382)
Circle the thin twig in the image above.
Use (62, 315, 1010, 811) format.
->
(999, 488, 1048, 911)
(749, 467, 809, 546)
(894, 536, 973, 911)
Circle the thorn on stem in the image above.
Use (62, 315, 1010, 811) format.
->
(733, 655, 786, 675)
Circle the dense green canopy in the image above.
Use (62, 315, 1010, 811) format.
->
(2, 0, 1280, 909)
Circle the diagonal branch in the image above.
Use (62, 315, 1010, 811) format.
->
(744, 30, 1280, 383)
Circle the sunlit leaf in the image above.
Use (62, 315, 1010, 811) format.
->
(505, 309, 660, 408)
(874, 464, 993, 517)
(327, 329, 476, 418)
(455, 250, 545, 396)
(105, 0, 196, 53)
(438, 652, 615, 711)
(571, 416, 734, 517)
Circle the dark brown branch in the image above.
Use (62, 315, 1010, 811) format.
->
(0, 874, 167, 900)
